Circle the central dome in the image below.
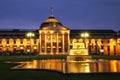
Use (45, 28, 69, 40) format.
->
(43, 16, 60, 23)
(40, 16, 69, 30)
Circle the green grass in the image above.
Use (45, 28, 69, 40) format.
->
(0, 55, 120, 80)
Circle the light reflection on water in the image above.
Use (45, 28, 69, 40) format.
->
(13, 59, 120, 73)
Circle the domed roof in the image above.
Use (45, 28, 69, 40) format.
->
(40, 16, 69, 30)
(43, 16, 59, 23)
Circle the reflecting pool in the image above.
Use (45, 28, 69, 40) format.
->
(12, 59, 120, 74)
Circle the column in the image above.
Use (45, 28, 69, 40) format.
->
(44, 33, 47, 55)
(67, 33, 70, 54)
(62, 33, 65, 54)
(56, 33, 59, 54)
(39, 34, 41, 55)
(50, 33, 53, 55)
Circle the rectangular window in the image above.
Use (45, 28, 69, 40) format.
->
(34, 40, 36, 44)
(108, 46, 110, 51)
(101, 40, 103, 44)
(27, 40, 30, 44)
(7, 40, 9, 44)
(89, 40, 91, 43)
(21, 40, 23, 44)
(53, 42, 56, 46)
(14, 40, 16, 44)
(0, 40, 1, 44)
(114, 46, 116, 52)
(95, 41, 97, 43)
(101, 46, 104, 49)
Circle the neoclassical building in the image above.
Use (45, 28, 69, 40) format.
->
(39, 16, 70, 55)
(0, 15, 120, 55)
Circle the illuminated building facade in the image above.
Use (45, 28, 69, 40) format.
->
(70, 30, 120, 55)
(0, 16, 120, 55)
(0, 29, 39, 55)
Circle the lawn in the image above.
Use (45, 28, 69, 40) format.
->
(0, 55, 120, 80)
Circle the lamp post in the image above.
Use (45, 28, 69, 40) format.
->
(81, 32, 89, 48)
(26, 32, 35, 54)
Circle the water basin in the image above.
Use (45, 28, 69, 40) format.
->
(11, 59, 120, 74)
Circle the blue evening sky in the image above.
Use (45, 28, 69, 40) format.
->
(0, 0, 120, 31)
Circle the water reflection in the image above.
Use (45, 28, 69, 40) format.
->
(66, 62, 90, 73)
(13, 59, 120, 73)
(22, 59, 64, 72)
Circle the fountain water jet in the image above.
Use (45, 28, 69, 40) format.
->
(65, 42, 97, 73)
(67, 42, 94, 62)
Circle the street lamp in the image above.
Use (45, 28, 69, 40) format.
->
(81, 32, 89, 48)
(81, 32, 89, 38)
(26, 32, 35, 38)
(26, 32, 35, 54)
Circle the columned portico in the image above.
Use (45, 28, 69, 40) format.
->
(39, 16, 70, 55)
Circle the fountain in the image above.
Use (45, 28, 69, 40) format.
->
(65, 42, 96, 73)
(67, 42, 93, 62)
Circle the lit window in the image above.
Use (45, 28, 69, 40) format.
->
(100, 49, 104, 53)
(20, 46, 23, 49)
(27, 49, 30, 52)
(27, 40, 30, 44)
(6, 44, 9, 47)
(34, 46, 37, 49)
